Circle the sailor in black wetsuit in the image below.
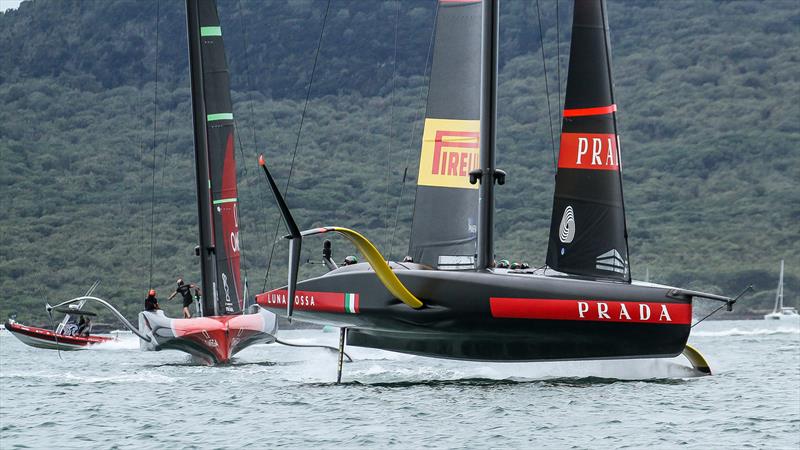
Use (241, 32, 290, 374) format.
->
(144, 289, 160, 312)
(168, 279, 197, 318)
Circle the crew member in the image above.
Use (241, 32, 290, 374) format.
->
(63, 320, 78, 336)
(144, 289, 160, 312)
(168, 278, 197, 318)
(76, 315, 91, 336)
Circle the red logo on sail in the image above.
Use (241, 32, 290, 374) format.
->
(430, 130, 480, 177)
(217, 132, 242, 311)
(558, 133, 620, 171)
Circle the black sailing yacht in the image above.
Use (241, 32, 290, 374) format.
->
(137, 0, 277, 364)
(256, 0, 734, 374)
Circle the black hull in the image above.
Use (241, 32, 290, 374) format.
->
(257, 264, 692, 362)
(346, 321, 687, 362)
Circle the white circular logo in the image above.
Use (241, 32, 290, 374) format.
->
(559, 206, 575, 244)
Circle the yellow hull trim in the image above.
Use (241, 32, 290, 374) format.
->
(330, 227, 424, 309)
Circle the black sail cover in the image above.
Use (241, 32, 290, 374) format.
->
(545, 0, 630, 281)
(408, 0, 482, 269)
(190, 0, 243, 314)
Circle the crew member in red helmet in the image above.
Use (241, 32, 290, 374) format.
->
(144, 289, 160, 312)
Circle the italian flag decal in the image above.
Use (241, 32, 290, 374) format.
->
(344, 293, 359, 314)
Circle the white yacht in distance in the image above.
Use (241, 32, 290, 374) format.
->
(764, 260, 798, 320)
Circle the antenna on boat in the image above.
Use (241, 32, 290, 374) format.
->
(259, 155, 302, 318)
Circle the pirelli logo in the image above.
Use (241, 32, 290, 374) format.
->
(417, 118, 481, 189)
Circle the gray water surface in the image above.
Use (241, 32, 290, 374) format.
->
(1, 320, 798, 449)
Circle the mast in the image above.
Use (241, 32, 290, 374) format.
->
(476, 0, 499, 270)
(185, 0, 244, 316)
(186, 0, 217, 315)
(774, 259, 784, 313)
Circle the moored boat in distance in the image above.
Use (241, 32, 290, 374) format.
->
(764, 260, 798, 320)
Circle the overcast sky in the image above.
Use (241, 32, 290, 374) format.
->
(1, 0, 24, 12)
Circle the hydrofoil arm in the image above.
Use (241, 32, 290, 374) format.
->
(682, 343, 711, 375)
(300, 227, 424, 309)
(259, 155, 423, 318)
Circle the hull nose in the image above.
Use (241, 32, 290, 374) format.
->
(138, 307, 277, 364)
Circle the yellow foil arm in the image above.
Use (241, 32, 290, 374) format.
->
(330, 227, 424, 309)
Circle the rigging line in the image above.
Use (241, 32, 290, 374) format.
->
(47, 307, 63, 361)
(236, 0, 260, 162)
(691, 303, 728, 328)
(228, 0, 260, 298)
(388, 2, 439, 260)
(233, 119, 249, 177)
(148, 0, 161, 289)
(233, 118, 250, 283)
(159, 107, 172, 187)
(383, 0, 401, 256)
(262, 0, 332, 292)
(535, 0, 558, 173)
(598, 0, 631, 281)
(555, 0, 562, 119)
(235, 0, 271, 279)
(136, 17, 150, 293)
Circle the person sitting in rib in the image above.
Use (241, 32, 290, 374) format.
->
(76, 315, 91, 336)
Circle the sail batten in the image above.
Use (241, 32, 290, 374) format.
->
(545, 0, 630, 282)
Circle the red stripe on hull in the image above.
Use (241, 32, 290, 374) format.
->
(256, 289, 348, 314)
(490, 298, 691, 325)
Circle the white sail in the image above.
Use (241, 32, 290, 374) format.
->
(764, 260, 798, 320)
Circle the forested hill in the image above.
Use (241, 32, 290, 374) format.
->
(1, 0, 798, 323)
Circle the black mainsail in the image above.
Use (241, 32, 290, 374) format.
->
(187, 0, 243, 315)
(407, 0, 483, 269)
(134, 0, 277, 365)
(545, 0, 630, 281)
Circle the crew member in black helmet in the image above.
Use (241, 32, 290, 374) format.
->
(169, 278, 197, 318)
(144, 289, 160, 312)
